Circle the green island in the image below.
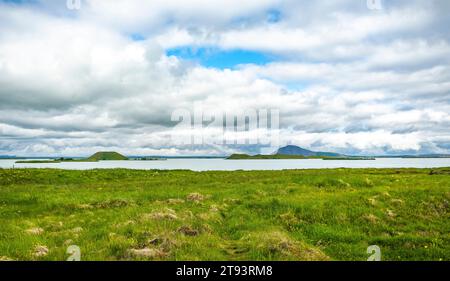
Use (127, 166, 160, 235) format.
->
(227, 154, 321, 159)
(15, 151, 128, 164)
(86, 151, 128, 161)
(14, 152, 171, 164)
(0, 167, 449, 261)
(14, 160, 62, 164)
(227, 154, 375, 160)
(226, 146, 376, 160)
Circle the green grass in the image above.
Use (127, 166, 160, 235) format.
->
(0, 168, 449, 261)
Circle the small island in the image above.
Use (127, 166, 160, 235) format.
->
(15, 160, 62, 164)
(227, 154, 375, 160)
(15, 151, 128, 164)
(227, 146, 376, 160)
(15, 152, 172, 164)
(321, 156, 376, 160)
(86, 151, 128, 161)
(128, 157, 167, 161)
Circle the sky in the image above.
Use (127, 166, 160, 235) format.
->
(0, 0, 450, 156)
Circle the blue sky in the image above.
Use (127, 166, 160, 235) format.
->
(0, 0, 450, 156)
(166, 47, 274, 69)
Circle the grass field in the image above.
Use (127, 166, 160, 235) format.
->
(0, 168, 449, 261)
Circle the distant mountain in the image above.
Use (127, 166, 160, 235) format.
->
(227, 153, 316, 159)
(276, 145, 342, 157)
(0, 155, 15, 159)
(87, 151, 128, 161)
(380, 154, 450, 158)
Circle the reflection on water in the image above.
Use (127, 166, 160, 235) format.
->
(1, 158, 450, 171)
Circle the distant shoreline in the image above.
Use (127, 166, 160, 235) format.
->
(5, 156, 450, 163)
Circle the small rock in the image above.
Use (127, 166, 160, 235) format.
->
(0, 256, 14, 261)
(26, 227, 44, 235)
(187, 193, 205, 202)
(34, 245, 49, 257)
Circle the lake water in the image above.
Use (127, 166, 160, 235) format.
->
(1, 158, 450, 171)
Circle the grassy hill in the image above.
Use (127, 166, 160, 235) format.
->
(0, 168, 449, 260)
(14, 152, 128, 164)
(87, 151, 128, 161)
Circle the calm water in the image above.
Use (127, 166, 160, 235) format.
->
(1, 158, 450, 171)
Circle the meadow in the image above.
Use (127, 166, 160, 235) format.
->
(0, 168, 449, 261)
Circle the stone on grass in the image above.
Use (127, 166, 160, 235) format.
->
(34, 245, 49, 257)
(187, 193, 205, 202)
(26, 227, 44, 235)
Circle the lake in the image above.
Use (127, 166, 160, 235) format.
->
(1, 158, 450, 171)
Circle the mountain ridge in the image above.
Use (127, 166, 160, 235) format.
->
(276, 145, 342, 157)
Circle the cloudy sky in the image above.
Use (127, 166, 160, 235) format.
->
(0, 0, 450, 156)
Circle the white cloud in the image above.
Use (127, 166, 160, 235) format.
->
(0, 0, 449, 156)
